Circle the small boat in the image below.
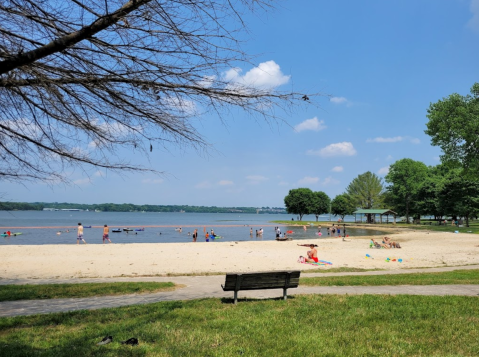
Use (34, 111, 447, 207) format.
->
(84, 226, 92, 228)
(275, 237, 292, 241)
(123, 228, 133, 232)
(135, 228, 144, 231)
(112, 229, 122, 233)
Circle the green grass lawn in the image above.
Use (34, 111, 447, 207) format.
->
(271, 219, 479, 234)
(0, 282, 175, 302)
(1, 295, 479, 356)
(300, 269, 479, 287)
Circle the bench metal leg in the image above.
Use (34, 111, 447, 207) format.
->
(234, 291, 238, 304)
(283, 288, 287, 300)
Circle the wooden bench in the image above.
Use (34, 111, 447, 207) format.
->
(221, 270, 301, 304)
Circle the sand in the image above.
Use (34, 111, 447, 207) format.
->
(1, 229, 478, 280)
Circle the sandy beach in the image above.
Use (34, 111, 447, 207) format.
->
(1, 229, 478, 280)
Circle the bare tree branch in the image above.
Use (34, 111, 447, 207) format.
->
(0, 0, 316, 184)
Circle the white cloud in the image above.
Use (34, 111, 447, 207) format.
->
(330, 96, 348, 104)
(141, 178, 164, 184)
(195, 181, 212, 189)
(468, 0, 479, 32)
(321, 176, 340, 185)
(73, 178, 91, 185)
(224, 61, 290, 91)
(218, 180, 234, 186)
(246, 175, 268, 184)
(307, 142, 357, 157)
(94, 170, 105, 177)
(163, 97, 197, 115)
(196, 75, 216, 88)
(88, 141, 98, 149)
(331, 166, 343, 172)
(378, 166, 390, 175)
(386, 155, 393, 161)
(278, 181, 289, 186)
(298, 176, 319, 185)
(367, 136, 420, 144)
(294, 117, 327, 133)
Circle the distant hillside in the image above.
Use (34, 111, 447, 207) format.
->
(0, 202, 286, 214)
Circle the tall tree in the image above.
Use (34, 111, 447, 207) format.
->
(385, 158, 428, 223)
(0, 0, 308, 183)
(425, 83, 479, 177)
(331, 193, 356, 221)
(439, 176, 479, 227)
(346, 171, 384, 222)
(310, 191, 330, 222)
(284, 188, 313, 221)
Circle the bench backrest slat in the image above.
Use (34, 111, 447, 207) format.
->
(222, 271, 300, 291)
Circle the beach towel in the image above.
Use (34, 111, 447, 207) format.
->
(297, 257, 332, 266)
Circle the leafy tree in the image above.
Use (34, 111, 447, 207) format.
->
(346, 171, 384, 223)
(284, 188, 314, 221)
(0, 0, 309, 183)
(331, 193, 356, 221)
(439, 175, 479, 227)
(415, 176, 443, 219)
(385, 158, 428, 223)
(310, 191, 331, 222)
(425, 83, 479, 176)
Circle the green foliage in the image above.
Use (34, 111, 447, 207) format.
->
(425, 82, 479, 176)
(385, 158, 428, 222)
(331, 193, 356, 220)
(283, 188, 314, 220)
(439, 174, 479, 227)
(310, 191, 331, 221)
(346, 171, 384, 209)
(0, 282, 175, 302)
(2, 295, 479, 356)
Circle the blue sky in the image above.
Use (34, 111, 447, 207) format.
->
(3, 0, 479, 207)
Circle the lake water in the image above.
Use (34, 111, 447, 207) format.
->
(0, 211, 387, 245)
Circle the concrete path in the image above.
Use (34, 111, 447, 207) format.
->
(2, 265, 479, 318)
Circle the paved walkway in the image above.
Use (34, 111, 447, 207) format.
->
(2, 265, 479, 318)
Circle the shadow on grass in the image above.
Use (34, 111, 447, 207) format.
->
(220, 295, 297, 304)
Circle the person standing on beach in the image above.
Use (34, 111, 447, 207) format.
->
(77, 223, 87, 244)
(103, 225, 112, 244)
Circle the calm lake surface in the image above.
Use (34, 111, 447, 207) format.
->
(0, 211, 387, 245)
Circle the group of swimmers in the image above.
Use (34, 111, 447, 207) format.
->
(189, 228, 219, 242)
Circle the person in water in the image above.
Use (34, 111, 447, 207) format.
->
(205, 231, 210, 242)
(103, 224, 112, 244)
(77, 223, 87, 244)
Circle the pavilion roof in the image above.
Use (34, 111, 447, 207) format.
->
(353, 209, 397, 215)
